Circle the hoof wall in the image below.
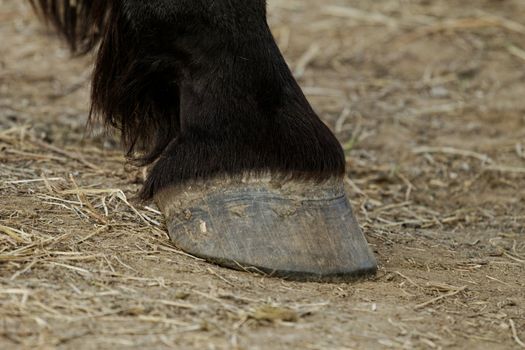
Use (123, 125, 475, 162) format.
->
(156, 178, 377, 282)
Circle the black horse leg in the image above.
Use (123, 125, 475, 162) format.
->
(31, 0, 377, 281)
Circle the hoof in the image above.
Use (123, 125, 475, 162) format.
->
(155, 176, 377, 282)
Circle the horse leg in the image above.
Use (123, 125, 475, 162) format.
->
(31, 0, 377, 281)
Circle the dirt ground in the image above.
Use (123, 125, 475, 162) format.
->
(1, 0, 525, 349)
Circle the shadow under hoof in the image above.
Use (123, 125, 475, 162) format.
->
(155, 176, 377, 282)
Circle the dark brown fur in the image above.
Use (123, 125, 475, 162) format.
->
(29, 0, 346, 201)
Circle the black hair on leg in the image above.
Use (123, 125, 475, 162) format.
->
(31, 0, 346, 202)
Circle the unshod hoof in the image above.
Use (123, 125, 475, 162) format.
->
(155, 176, 377, 282)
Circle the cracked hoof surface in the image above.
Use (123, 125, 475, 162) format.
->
(155, 177, 377, 282)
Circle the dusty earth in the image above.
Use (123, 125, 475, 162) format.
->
(1, 0, 525, 349)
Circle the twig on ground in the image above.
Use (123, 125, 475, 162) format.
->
(413, 146, 492, 163)
(510, 319, 525, 348)
(415, 286, 468, 310)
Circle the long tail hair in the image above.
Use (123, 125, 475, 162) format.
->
(29, 0, 181, 169)
(28, 0, 108, 53)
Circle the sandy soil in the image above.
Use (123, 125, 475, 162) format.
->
(1, 0, 525, 349)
